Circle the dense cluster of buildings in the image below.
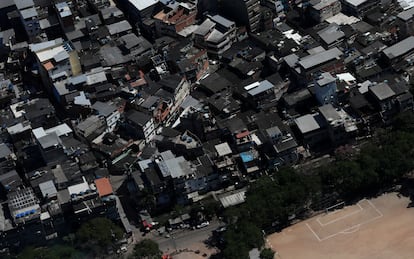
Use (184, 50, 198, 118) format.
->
(0, 0, 414, 254)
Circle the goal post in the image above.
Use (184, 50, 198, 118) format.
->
(325, 201, 345, 214)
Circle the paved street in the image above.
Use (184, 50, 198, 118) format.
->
(150, 220, 221, 252)
(111, 174, 222, 257)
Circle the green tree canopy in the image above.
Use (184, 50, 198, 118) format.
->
(260, 248, 275, 259)
(130, 239, 162, 259)
(17, 245, 81, 259)
(76, 217, 124, 250)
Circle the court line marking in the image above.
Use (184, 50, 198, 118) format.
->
(317, 206, 362, 227)
(307, 199, 383, 242)
(306, 223, 321, 242)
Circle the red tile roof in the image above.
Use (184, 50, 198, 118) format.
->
(43, 61, 54, 71)
(94, 177, 113, 197)
(236, 131, 250, 139)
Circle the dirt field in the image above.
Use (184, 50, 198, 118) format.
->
(267, 193, 414, 259)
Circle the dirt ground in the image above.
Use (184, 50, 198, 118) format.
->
(167, 242, 218, 259)
(267, 193, 414, 259)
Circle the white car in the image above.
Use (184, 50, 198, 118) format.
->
(196, 221, 210, 229)
(120, 246, 127, 253)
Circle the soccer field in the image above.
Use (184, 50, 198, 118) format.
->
(267, 193, 414, 259)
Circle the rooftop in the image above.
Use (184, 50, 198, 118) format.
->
(343, 0, 368, 7)
(382, 36, 414, 60)
(369, 83, 396, 101)
(38, 180, 58, 198)
(106, 20, 132, 35)
(129, 0, 159, 11)
(14, 0, 34, 10)
(312, 0, 339, 10)
(295, 114, 324, 134)
(317, 23, 345, 45)
(0, 143, 12, 159)
(94, 177, 113, 197)
(318, 104, 341, 121)
(127, 110, 152, 126)
(247, 80, 274, 96)
(215, 142, 232, 157)
(299, 48, 343, 70)
(398, 7, 414, 21)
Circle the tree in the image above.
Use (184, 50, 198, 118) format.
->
(76, 217, 124, 252)
(130, 239, 161, 259)
(260, 248, 275, 259)
(17, 245, 81, 259)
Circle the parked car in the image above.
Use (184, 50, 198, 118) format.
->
(196, 221, 210, 229)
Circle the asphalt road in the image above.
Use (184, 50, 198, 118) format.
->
(151, 220, 221, 252)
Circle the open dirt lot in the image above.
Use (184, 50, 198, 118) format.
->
(267, 193, 414, 259)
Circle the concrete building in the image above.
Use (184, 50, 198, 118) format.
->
(153, 2, 197, 38)
(220, 0, 260, 32)
(194, 15, 236, 57)
(29, 38, 81, 102)
(397, 7, 414, 37)
(14, 0, 41, 39)
(313, 72, 338, 105)
(318, 104, 357, 145)
(126, 110, 156, 143)
(117, 0, 161, 25)
(309, 0, 342, 23)
(92, 101, 122, 133)
(382, 36, 414, 72)
(340, 0, 377, 17)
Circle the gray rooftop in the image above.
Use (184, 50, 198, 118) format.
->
(369, 83, 395, 101)
(398, 7, 414, 21)
(283, 53, 299, 68)
(0, 170, 21, 191)
(140, 95, 160, 109)
(158, 155, 193, 178)
(295, 114, 323, 134)
(0, 143, 12, 159)
(14, 0, 34, 10)
(77, 115, 103, 131)
(318, 104, 341, 121)
(312, 0, 338, 10)
(38, 132, 60, 149)
(317, 23, 345, 45)
(215, 142, 232, 157)
(266, 126, 282, 139)
(92, 101, 117, 117)
(299, 48, 343, 70)
(194, 18, 215, 36)
(209, 15, 234, 29)
(106, 20, 132, 35)
(100, 45, 132, 66)
(0, 0, 14, 9)
(101, 6, 124, 20)
(343, 0, 368, 7)
(39, 180, 58, 198)
(127, 110, 152, 126)
(382, 36, 414, 59)
(317, 72, 336, 86)
(0, 29, 15, 46)
(20, 6, 37, 19)
(248, 80, 274, 96)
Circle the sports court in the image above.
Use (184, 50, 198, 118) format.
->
(267, 193, 414, 259)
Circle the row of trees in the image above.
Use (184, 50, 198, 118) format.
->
(221, 112, 414, 258)
(17, 217, 162, 259)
